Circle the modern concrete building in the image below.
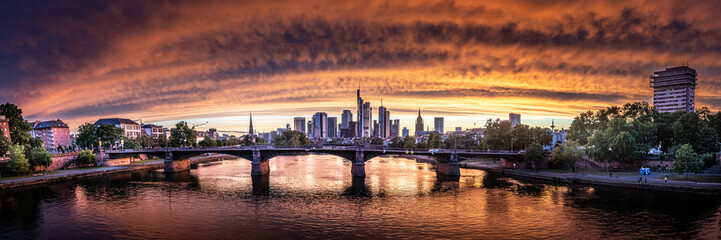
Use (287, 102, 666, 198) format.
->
(341, 110, 352, 129)
(341, 121, 357, 138)
(378, 105, 390, 138)
(372, 120, 379, 138)
(327, 117, 337, 139)
(307, 121, 313, 138)
(415, 108, 424, 136)
(509, 113, 521, 127)
(312, 112, 328, 139)
(650, 66, 697, 113)
(402, 127, 409, 137)
(31, 119, 71, 150)
(0, 115, 9, 142)
(357, 89, 372, 138)
(94, 118, 141, 139)
(434, 117, 444, 134)
(391, 119, 400, 137)
(294, 117, 306, 134)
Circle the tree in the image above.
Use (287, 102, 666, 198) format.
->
(136, 134, 153, 149)
(273, 130, 309, 147)
(550, 140, 584, 171)
(28, 147, 52, 171)
(199, 137, 218, 148)
(240, 134, 254, 146)
(567, 111, 598, 145)
(123, 137, 139, 150)
(369, 137, 384, 145)
(96, 124, 124, 149)
(427, 132, 444, 149)
(402, 135, 416, 148)
(388, 137, 404, 148)
(672, 112, 720, 155)
(673, 144, 703, 178)
(76, 150, 97, 165)
(169, 121, 197, 147)
(76, 123, 98, 149)
(523, 143, 546, 171)
(0, 103, 33, 145)
(7, 144, 30, 175)
(483, 118, 513, 150)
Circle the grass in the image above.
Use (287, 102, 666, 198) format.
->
(658, 174, 721, 183)
(0, 171, 61, 182)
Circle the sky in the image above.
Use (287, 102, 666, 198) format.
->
(2, 0, 721, 133)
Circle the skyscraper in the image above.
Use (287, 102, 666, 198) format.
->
(307, 121, 313, 138)
(378, 104, 390, 138)
(509, 113, 521, 127)
(294, 117, 306, 134)
(415, 108, 424, 136)
(650, 66, 697, 113)
(372, 120, 379, 138)
(391, 119, 400, 137)
(312, 112, 328, 139)
(327, 117, 337, 139)
(341, 110, 352, 129)
(402, 127, 409, 137)
(434, 117, 444, 134)
(357, 89, 372, 138)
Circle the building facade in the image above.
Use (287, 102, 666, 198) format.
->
(509, 113, 521, 127)
(434, 117, 444, 134)
(327, 117, 337, 139)
(391, 119, 400, 137)
(312, 112, 328, 139)
(415, 109, 424, 136)
(357, 89, 372, 138)
(378, 106, 390, 138)
(294, 117, 306, 134)
(94, 118, 141, 139)
(0, 115, 9, 142)
(141, 124, 165, 139)
(31, 119, 71, 150)
(402, 127, 409, 137)
(650, 66, 697, 113)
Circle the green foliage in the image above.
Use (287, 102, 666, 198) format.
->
(7, 144, 30, 174)
(75, 123, 98, 149)
(28, 147, 52, 169)
(123, 137, 139, 149)
(672, 112, 720, 154)
(388, 137, 404, 148)
(402, 135, 416, 148)
(199, 137, 218, 148)
(483, 118, 552, 150)
(673, 144, 703, 177)
(273, 130, 310, 148)
(136, 134, 153, 148)
(95, 124, 124, 149)
(169, 121, 197, 147)
(523, 143, 547, 170)
(369, 137, 384, 145)
(550, 140, 584, 171)
(0, 103, 33, 145)
(482, 118, 513, 150)
(427, 132, 444, 149)
(241, 134, 254, 146)
(76, 150, 97, 165)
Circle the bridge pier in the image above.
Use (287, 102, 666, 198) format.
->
(164, 151, 190, 172)
(251, 149, 270, 176)
(351, 148, 366, 177)
(436, 152, 460, 176)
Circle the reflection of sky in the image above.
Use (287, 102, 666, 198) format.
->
(3, 0, 721, 133)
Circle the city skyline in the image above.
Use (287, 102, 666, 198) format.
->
(3, 1, 721, 133)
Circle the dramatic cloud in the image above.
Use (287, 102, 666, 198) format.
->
(1, 0, 720, 131)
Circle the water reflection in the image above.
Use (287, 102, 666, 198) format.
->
(0, 155, 719, 239)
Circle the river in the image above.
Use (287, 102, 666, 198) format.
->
(1, 155, 720, 239)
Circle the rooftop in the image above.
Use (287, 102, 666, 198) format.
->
(94, 118, 139, 126)
(32, 119, 69, 129)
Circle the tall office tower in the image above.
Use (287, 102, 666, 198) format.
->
(378, 105, 390, 138)
(294, 117, 306, 134)
(434, 117, 444, 134)
(307, 121, 313, 138)
(509, 113, 521, 127)
(402, 127, 409, 137)
(391, 119, 400, 137)
(650, 66, 697, 113)
(357, 89, 369, 138)
(312, 112, 328, 139)
(372, 120, 379, 138)
(347, 121, 357, 138)
(415, 108, 424, 136)
(341, 110, 352, 129)
(327, 117, 337, 139)
(363, 102, 372, 137)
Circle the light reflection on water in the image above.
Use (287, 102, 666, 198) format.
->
(1, 155, 720, 239)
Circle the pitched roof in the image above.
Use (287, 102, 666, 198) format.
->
(94, 118, 139, 126)
(32, 119, 69, 129)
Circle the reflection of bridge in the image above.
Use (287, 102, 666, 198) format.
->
(106, 147, 523, 177)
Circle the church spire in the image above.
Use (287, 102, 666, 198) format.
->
(551, 119, 555, 131)
(249, 111, 254, 136)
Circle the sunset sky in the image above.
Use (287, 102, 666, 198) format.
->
(2, 0, 721, 133)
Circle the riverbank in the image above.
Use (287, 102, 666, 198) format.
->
(400, 155, 721, 195)
(0, 155, 234, 190)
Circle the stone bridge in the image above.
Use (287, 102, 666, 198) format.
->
(106, 147, 523, 177)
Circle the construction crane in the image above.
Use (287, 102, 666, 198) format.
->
(191, 121, 208, 128)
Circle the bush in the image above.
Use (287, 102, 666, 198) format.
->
(7, 144, 30, 174)
(28, 147, 52, 170)
(76, 150, 97, 165)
